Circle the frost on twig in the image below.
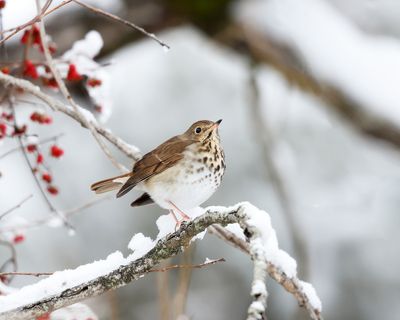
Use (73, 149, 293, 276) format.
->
(0, 202, 322, 320)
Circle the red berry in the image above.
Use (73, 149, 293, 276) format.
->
(42, 115, 52, 124)
(43, 77, 58, 89)
(23, 60, 38, 79)
(30, 112, 39, 122)
(36, 313, 50, 320)
(50, 145, 64, 158)
(67, 64, 82, 81)
(37, 153, 44, 164)
(1, 67, 9, 74)
(0, 1, 6, 10)
(26, 144, 37, 153)
(0, 123, 6, 137)
(13, 234, 25, 244)
(21, 30, 30, 44)
(47, 185, 58, 195)
(87, 78, 102, 87)
(42, 173, 52, 183)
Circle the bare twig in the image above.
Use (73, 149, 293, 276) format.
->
(0, 0, 56, 46)
(0, 272, 53, 277)
(0, 196, 111, 234)
(71, 0, 170, 50)
(35, 0, 126, 173)
(9, 97, 72, 230)
(0, 195, 33, 221)
(0, 258, 224, 279)
(0, 240, 17, 281)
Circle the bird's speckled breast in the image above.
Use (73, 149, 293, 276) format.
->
(143, 137, 225, 210)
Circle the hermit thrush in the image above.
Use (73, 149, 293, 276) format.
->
(91, 120, 225, 228)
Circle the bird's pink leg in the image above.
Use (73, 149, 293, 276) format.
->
(169, 210, 181, 230)
(168, 201, 191, 221)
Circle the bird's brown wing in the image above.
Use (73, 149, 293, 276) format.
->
(116, 135, 195, 198)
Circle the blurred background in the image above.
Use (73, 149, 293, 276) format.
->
(1, 0, 400, 319)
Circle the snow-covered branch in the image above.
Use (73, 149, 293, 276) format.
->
(0, 203, 322, 320)
(0, 71, 141, 161)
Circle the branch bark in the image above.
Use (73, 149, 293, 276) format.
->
(0, 203, 322, 320)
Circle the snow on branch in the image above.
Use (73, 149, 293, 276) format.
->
(0, 202, 322, 320)
(0, 71, 141, 161)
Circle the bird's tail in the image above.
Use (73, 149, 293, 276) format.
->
(90, 172, 131, 194)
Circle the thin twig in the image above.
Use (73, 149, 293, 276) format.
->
(0, 240, 17, 281)
(0, 72, 141, 161)
(0, 0, 55, 46)
(0, 196, 111, 233)
(149, 257, 225, 273)
(0, 258, 225, 278)
(0, 195, 33, 221)
(71, 0, 170, 50)
(0, 271, 53, 277)
(0, 133, 64, 160)
(35, 0, 127, 173)
(9, 96, 72, 230)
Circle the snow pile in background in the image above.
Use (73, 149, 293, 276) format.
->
(235, 0, 400, 124)
(62, 31, 113, 122)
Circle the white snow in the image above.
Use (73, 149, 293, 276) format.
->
(248, 301, 265, 313)
(0, 202, 320, 313)
(63, 31, 104, 61)
(0, 251, 127, 312)
(61, 31, 113, 123)
(299, 280, 322, 311)
(251, 279, 267, 297)
(127, 233, 154, 261)
(239, 202, 297, 278)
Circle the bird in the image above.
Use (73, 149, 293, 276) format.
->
(91, 119, 225, 229)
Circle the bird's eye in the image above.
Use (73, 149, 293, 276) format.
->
(195, 127, 202, 134)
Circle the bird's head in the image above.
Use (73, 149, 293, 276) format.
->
(183, 119, 222, 142)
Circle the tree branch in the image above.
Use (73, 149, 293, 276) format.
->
(0, 72, 141, 161)
(219, 24, 400, 150)
(0, 203, 322, 320)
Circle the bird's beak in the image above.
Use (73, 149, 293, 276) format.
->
(212, 119, 222, 129)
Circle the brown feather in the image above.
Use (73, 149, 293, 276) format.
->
(116, 135, 195, 198)
(90, 172, 131, 194)
(131, 192, 154, 207)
